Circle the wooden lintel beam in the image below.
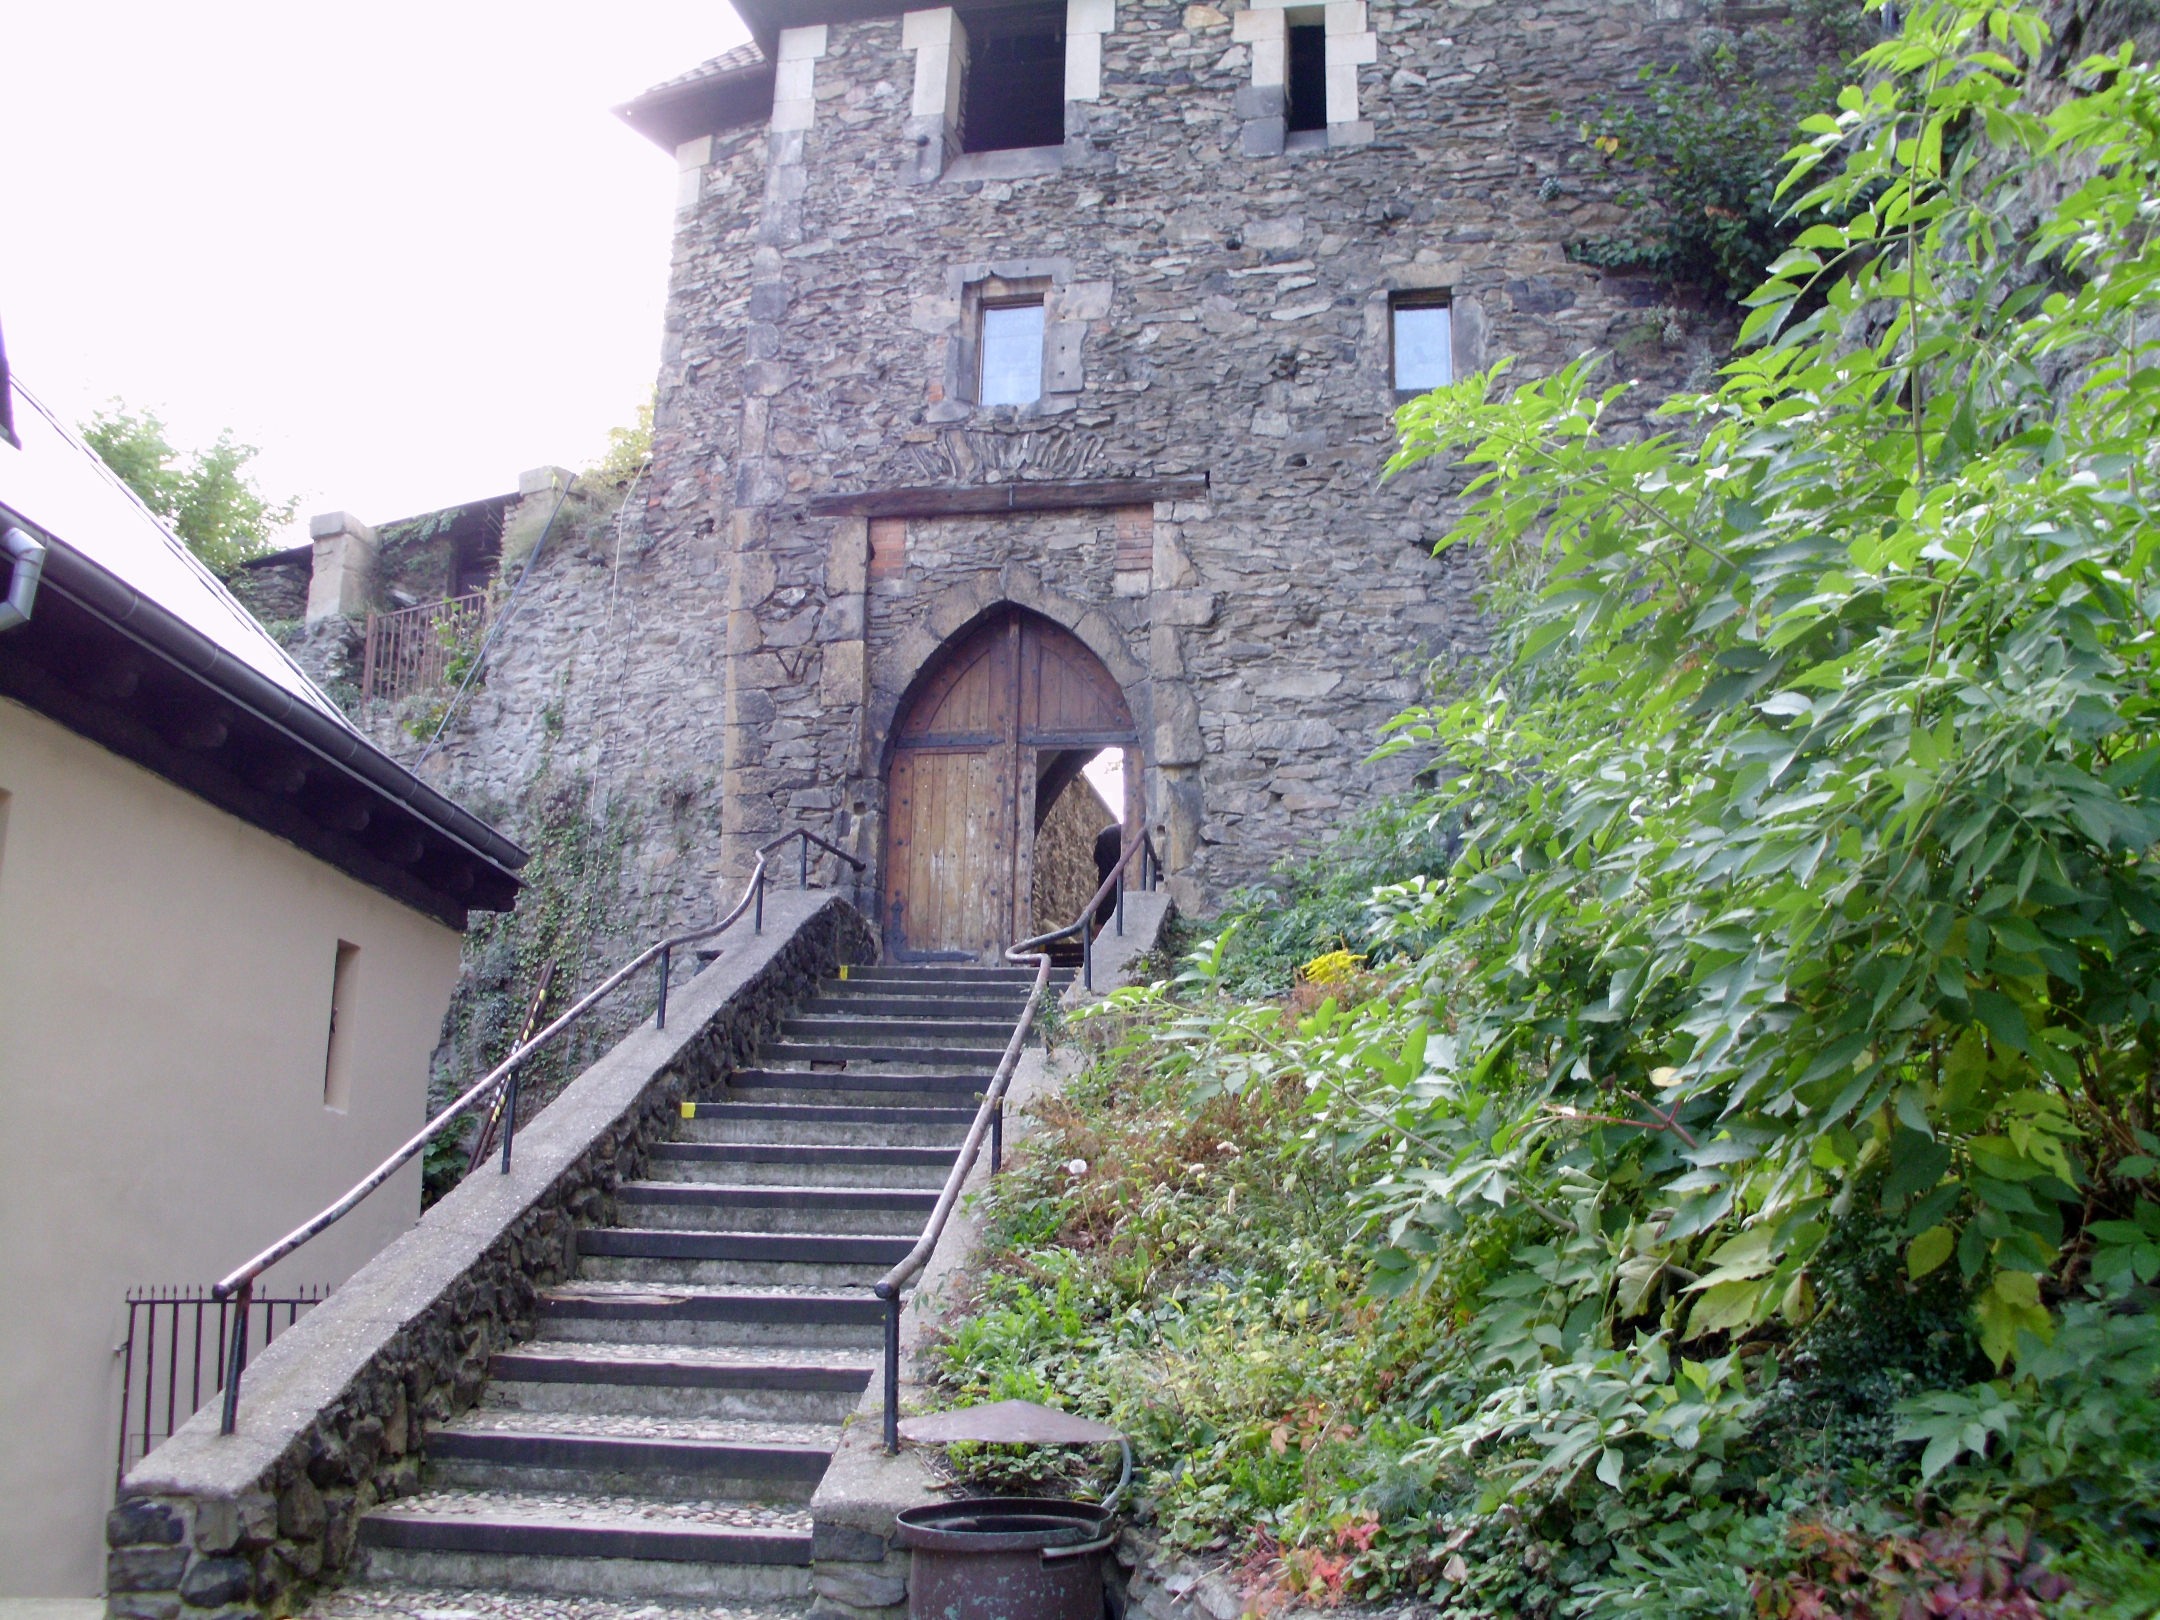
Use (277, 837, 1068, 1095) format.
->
(803, 476, 1210, 520)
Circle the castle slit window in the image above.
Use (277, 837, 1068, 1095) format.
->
(1285, 21, 1327, 134)
(980, 299, 1047, 405)
(1391, 293, 1453, 395)
(322, 939, 360, 1112)
(961, 3, 1067, 153)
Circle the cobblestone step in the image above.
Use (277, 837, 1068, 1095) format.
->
(536, 1283, 888, 1350)
(723, 1071, 992, 1108)
(487, 1346, 869, 1424)
(781, 1014, 1018, 1043)
(305, 1581, 809, 1619)
(616, 1181, 933, 1237)
(357, 1490, 813, 1602)
(424, 1415, 836, 1502)
(576, 1227, 906, 1288)
(758, 1039, 1005, 1069)
(677, 1101, 974, 1146)
(840, 964, 1040, 984)
(805, 990, 1033, 1018)
(648, 1140, 956, 1187)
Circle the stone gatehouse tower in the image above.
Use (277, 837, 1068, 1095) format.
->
(413, 0, 1731, 958)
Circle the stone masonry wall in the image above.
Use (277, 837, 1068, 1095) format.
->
(695, 0, 1738, 918)
(105, 892, 875, 1620)
(411, 0, 1748, 943)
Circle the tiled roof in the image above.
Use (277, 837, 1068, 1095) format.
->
(634, 40, 767, 102)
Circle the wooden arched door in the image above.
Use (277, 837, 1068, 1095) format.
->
(883, 607, 1138, 960)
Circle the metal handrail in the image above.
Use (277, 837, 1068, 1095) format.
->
(872, 830, 1162, 1452)
(207, 826, 865, 1437)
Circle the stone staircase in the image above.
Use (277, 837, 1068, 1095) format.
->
(344, 962, 1050, 1610)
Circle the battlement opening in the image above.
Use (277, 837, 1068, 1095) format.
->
(960, 2, 1067, 153)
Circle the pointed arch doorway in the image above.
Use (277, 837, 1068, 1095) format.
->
(882, 605, 1140, 961)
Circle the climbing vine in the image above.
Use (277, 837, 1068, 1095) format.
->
(422, 755, 637, 1203)
(1568, 3, 1872, 305)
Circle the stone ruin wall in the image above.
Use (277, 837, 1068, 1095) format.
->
(389, 0, 1748, 938)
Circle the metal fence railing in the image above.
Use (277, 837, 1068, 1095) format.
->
(116, 1285, 325, 1488)
(360, 592, 489, 706)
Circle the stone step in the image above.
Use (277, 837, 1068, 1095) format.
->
(678, 1101, 974, 1147)
(424, 1413, 836, 1502)
(758, 1040, 1005, 1069)
(578, 1228, 908, 1288)
(781, 1015, 1017, 1043)
(356, 1489, 813, 1602)
(806, 991, 1033, 1019)
(841, 964, 1040, 984)
(487, 1345, 870, 1424)
(537, 1283, 886, 1349)
(617, 1181, 932, 1236)
(649, 1141, 956, 1188)
(724, 1070, 991, 1103)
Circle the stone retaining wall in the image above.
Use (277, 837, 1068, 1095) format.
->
(105, 889, 876, 1620)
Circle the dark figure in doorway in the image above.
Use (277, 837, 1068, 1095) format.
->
(1092, 824, 1124, 931)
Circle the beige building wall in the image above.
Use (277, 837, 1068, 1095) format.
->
(0, 697, 464, 1597)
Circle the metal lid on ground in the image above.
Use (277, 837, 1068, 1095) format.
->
(898, 1400, 1121, 1447)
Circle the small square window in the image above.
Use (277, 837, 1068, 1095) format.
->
(1391, 296, 1452, 394)
(980, 301, 1046, 406)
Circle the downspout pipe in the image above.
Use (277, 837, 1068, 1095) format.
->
(0, 525, 45, 633)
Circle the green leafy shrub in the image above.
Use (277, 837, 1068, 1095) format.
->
(940, 5, 2160, 1609)
(1209, 798, 1461, 997)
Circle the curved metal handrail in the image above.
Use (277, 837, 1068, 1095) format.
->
(209, 827, 865, 1436)
(871, 830, 1161, 1451)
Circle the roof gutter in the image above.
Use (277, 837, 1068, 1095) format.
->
(20, 526, 525, 875)
(0, 525, 46, 634)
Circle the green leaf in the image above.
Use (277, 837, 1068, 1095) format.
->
(1907, 1224, 1955, 1279)
(1976, 1270, 2051, 1369)
(1971, 990, 2030, 1054)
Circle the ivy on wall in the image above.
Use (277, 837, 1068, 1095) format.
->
(1568, 2, 1874, 306)
(422, 756, 637, 1203)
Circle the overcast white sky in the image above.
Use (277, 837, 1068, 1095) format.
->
(1, 3, 751, 545)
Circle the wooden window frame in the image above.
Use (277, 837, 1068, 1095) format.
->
(1389, 291, 1454, 400)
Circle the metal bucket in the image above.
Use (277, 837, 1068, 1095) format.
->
(895, 1496, 1116, 1620)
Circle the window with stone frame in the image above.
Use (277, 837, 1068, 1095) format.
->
(1390, 292, 1453, 396)
(960, 3, 1068, 153)
(979, 299, 1048, 405)
(1284, 19, 1327, 134)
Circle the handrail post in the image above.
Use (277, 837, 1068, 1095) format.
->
(216, 1279, 251, 1435)
(656, 944, 672, 1031)
(754, 869, 765, 933)
(1083, 921, 1093, 991)
(799, 832, 809, 889)
(498, 1072, 520, 1175)
(880, 1285, 902, 1454)
(991, 1100, 1003, 1174)
(1116, 864, 1125, 936)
